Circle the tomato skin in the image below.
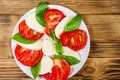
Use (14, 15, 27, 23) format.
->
(42, 58, 70, 80)
(15, 45, 43, 66)
(60, 29, 87, 51)
(44, 9, 65, 36)
(19, 20, 43, 40)
(44, 9, 65, 23)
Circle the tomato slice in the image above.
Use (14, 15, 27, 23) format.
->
(15, 45, 43, 66)
(44, 9, 65, 23)
(60, 29, 87, 51)
(44, 9, 65, 36)
(42, 58, 70, 80)
(19, 20, 43, 40)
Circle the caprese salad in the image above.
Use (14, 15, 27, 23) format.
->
(12, 2, 88, 80)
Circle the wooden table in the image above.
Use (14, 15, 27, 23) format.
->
(0, 0, 120, 80)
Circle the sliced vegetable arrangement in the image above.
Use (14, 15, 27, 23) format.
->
(11, 2, 89, 80)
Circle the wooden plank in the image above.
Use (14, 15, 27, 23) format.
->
(0, 14, 19, 59)
(83, 15, 120, 58)
(0, 58, 120, 80)
(0, 59, 31, 80)
(0, 0, 120, 15)
(70, 58, 120, 80)
(0, 14, 19, 33)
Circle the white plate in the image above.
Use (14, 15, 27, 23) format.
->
(11, 5, 90, 80)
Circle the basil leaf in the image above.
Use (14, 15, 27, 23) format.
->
(64, 14, 82, 32)
(54, 40, 63, 55)
(50, 29, 63, 55)
(31, 62, 41, 79)
(12, 33, 36, 44)
(36, 2, 49, 27)
(54, 55, 80, 65)
(50, 29, 58, 41)
(36, 16, 46, 27)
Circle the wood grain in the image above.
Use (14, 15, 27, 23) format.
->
(0, 0, 120, 15)
(0, 0, 120, 80)
(70, 58, 120, 80)
(0, 58, 120, 80)
(83, 15, 120, 58)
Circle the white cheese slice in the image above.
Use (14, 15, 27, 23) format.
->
(17, 39, 42, 50)
(55, 16, 74, 39)
(42, 39, 56, 56)
(63, 47, 80, 60)
(39, 56, 53, 75)
(25, 13, 44, 33)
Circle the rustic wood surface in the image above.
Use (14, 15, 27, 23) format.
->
(0, 0, 120, 80)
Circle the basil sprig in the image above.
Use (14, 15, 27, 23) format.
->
(64, 14, 82, 32)
(36, 2, 49, 27)
(50, 30, 80, 65)
(54, 55, 80, 65)
(31, 62, 41, 79)
(12, 33, 36, 44)
(50, 29, 63, 55)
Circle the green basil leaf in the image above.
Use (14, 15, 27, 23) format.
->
(12, 33, 36, 44)
(50, 29, 63, 55)
(54, 55, 80, 65)
(50, 29, 58, 41)
(31, 62, 41, 79)
(36, 16, 46, 27)
(36, 2, 49, 27)
(64, 14, 82, 32)
(54, 40, 63, 55)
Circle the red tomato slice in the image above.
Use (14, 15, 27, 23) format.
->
(44, 9, 65, 36)
(42, 58, 70, 80)
(44, 9, 65, 23)
(19, 20, 43, 40)
(15, 45, 43, 66)
(60, 29, 87, 51)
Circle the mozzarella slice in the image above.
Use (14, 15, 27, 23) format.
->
(25, 13, 44, 33)
(63, 47, 80, 60)
(55, 16, 74, 39)
(17, 39, 42, 50)
(42, 39, 56, 56)
(39, 56, 53, 75)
